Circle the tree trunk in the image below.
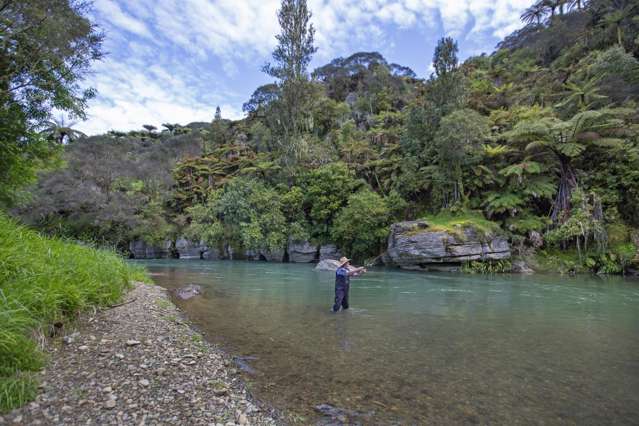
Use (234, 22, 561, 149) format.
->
(551, 155, 577, 224)
(617, 25, 623, 47)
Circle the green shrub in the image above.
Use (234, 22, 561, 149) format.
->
(332, 189, 390, 261)
(463, 259, 512, 274)
(0, 214, 144, 412)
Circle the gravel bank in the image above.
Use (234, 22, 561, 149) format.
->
(1, 282, 280, 426)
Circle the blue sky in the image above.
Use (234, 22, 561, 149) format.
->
(77, 0, 531, 135)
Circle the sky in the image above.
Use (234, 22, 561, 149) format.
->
(76, 0, 532, 135)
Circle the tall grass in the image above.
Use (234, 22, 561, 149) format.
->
(0, 214, 147, 412)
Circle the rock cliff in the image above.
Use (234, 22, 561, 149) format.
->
(386, 220, 510, 271)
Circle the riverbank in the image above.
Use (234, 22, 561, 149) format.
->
(0, 282, 279, 425)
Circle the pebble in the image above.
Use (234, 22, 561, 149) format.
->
(4, 283, 277, 425)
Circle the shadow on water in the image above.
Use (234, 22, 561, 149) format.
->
(134, 259, 639, 425)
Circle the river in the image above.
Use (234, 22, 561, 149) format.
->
(137, 259, 639, 424)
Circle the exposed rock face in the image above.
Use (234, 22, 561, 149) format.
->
(175, 238, 209, 259)
(202, 247, 222, 260)
(128, 240, 172, 259)
(315, 259, 342, 271)
(174, 284, 203, 300)
(319, 244, 341, 261)
(387, 220, 511, 271)
(259, 249, 285, 262)
(287, 240, 318, 263)
(511, 259, 534, 274)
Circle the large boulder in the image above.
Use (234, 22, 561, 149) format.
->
(174, 284, 203, 300)
(387, 220, 510, 271)
(176, 237, 209, 259)
(319, 244, 341, 261)
(129, 239, 172, 259)
(315, 259, 342, 271)
(288, 240, 318, 263)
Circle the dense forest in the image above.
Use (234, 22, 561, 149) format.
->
(7, 0, 639, 274)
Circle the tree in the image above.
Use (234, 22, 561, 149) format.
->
(40, 116, 86, 145)
(521, 4, 546, 25)
(214, 106, 222, 120)
(142, 124, 157, 133)
(432, 37, 459, 78)
(0, 0, 103, 206)
(432, 109, 490, 207)
(332, 189, 390, 260)
(263, 0, 317, 82)
(262, 0, 318, 174)
(242, 84, 280, 114)
(555, 76, 607, 113)
(186, 178, 288, 254)
(300, 162, 361, 242)
(508, 108, 630, 223)
(428, 37, 466, 119)
(161, 123, 179, 134)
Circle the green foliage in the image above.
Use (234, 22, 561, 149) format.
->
(422, 210, 501, 240)
(300, 162, 361, 242)
(0, 0, 103, 206)
(187, 177, 296, 253)
(332, 189, 391, 260)
(0, 214, 142, 412)
(463, 259, 512, 274)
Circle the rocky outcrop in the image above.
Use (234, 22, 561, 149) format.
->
(511, 259, 534, 274)
(319, 244, 341, 261)
(175, 238, 209, 259)
(202, 247, 222, 260)
(387, 220, 511, 271)
(129, 240, 172, 259)
(315, 259, 342, 271)
(259, 248, 285, 262)
(287, 240, 317, 263)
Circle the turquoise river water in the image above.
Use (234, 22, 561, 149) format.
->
(138, 260, 639, 425)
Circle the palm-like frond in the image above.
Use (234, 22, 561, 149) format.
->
(556, 142, 585, 157)
(482, 144, 512, 157)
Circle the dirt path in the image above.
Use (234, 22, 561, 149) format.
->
(1, 282, 280, 425)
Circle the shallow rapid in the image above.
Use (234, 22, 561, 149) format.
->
(138, 260, 639, 424)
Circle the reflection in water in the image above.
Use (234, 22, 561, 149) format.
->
(135, 260, 639, 425)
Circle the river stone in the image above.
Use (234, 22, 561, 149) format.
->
(387, 219, 511, 270)
(315, 259, 342, 271)
(319, 244, 341, 261)
(287, 240, 317, 263)
(175, 238, 210, 259)
(174, 284, 203, 300)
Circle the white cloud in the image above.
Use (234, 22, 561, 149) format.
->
(76, 59, 244, 135)
(80, 0, 530, 134)
(94, 0, 153, 39)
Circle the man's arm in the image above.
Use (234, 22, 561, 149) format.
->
(347, 266, 367, 276)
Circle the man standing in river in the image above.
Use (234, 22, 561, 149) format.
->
(333, 257, 366, 312)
